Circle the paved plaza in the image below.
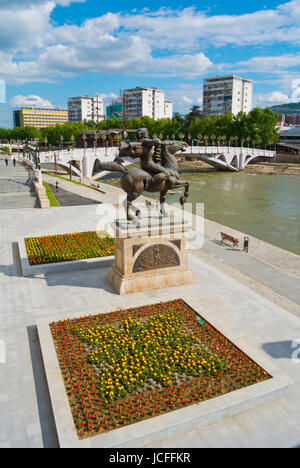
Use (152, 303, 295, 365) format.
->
(0, 203, 300, 448)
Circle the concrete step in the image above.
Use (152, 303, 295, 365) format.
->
(0, 162, 38, 210)
(0, 195, 38, 209)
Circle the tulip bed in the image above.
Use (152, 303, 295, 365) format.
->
(50, 299, 271, 439)
(25, 230, 114, 265)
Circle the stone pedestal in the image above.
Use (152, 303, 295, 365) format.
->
(107, 216, 196, 295)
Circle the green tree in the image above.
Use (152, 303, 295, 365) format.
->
(185, 105, 203, 127)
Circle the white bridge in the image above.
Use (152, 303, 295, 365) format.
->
(38, 147, 123, 179)
(178, 146, 276, 171)
(21, 144, 276, 179)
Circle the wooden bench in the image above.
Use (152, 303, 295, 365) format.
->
(220, 232, 239, 248)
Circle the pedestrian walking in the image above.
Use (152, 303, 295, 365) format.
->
(5, 157, 8, 166)
(56, 181, 59, 193)
(13, 158, 16, 167)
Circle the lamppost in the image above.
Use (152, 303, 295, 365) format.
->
(70, 135, 75, 181)
(60, 135, 64, 152)
(17, 140, 21, 159)
(204, 135, 208, 152)
(94, 134, 98, 157)
(81, 134, 87, 181)
(159, 132, 164, 141)
(102, 135, 107, 156)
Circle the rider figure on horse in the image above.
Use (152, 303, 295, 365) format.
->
(134, 128, 172, 185)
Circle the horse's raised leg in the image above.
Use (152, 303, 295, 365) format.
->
(160, 190, 168, 217)
(180, 182, 190, 206)
(126, 192, 141, 221)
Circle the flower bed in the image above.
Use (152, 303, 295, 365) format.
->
(50, 299, 271, 440)
(24, 231, 114, 266)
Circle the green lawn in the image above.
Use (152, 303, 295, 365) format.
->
(43, 182, 60, 207)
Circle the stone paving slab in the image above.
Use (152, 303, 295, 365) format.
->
(0, 163, 37, 210)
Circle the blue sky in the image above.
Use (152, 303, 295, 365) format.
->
(0, 0, 300, 127)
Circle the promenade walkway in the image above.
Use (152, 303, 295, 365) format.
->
(43, 175, 300, 317)
(47, 183, 100, 207)
(0, 204, 300, 448)
(0, 160, 38, 210)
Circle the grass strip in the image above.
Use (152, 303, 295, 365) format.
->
(43, 181, 60, 207)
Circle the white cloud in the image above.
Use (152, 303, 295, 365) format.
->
(120, 2, 300, 49)
(148, 53, 213, 77)
(0, 1, 300, 85)
(235, 53, 300, 73)
(256, 91, 291, 105)
(0, 3, 53, 53)
(254, 77, 300, 108)
(292, 79, 300, 101)
(166, 84, 204, 113)
(9, 94, 54, 108)
(267, 91, 291, 103)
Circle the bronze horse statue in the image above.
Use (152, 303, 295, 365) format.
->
(97, 136, 189, 220)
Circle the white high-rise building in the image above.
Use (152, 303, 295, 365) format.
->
(68, 95, 105, 123)
(203, 75, 253, 117)
(164, 100, 173, 119)
(123, 87, 173, 120)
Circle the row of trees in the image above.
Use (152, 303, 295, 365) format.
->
(0, 107, 279, 147)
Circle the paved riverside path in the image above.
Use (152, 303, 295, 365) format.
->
(0, 204, 300, 448)
(0, 160, 38, 210)
(43, 174, 121, 206)
(47, 183, 100, 207)
(196, 238, 300, 307)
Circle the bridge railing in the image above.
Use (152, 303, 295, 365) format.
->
(182, 146, 275, 157)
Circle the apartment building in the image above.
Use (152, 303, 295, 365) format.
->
(68, 95, 105, 123)
(203, 75, 253, 117)
(286, 114, 300, 126)
(13, 108, 68, 128)
(164, 100, 173, 119)
(123, 87, 173, 120)
(106, 98, 123, 120)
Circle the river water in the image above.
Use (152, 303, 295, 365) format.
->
(103, 170, 300, 256)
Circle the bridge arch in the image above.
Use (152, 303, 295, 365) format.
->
(41, 160, 82, 177)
